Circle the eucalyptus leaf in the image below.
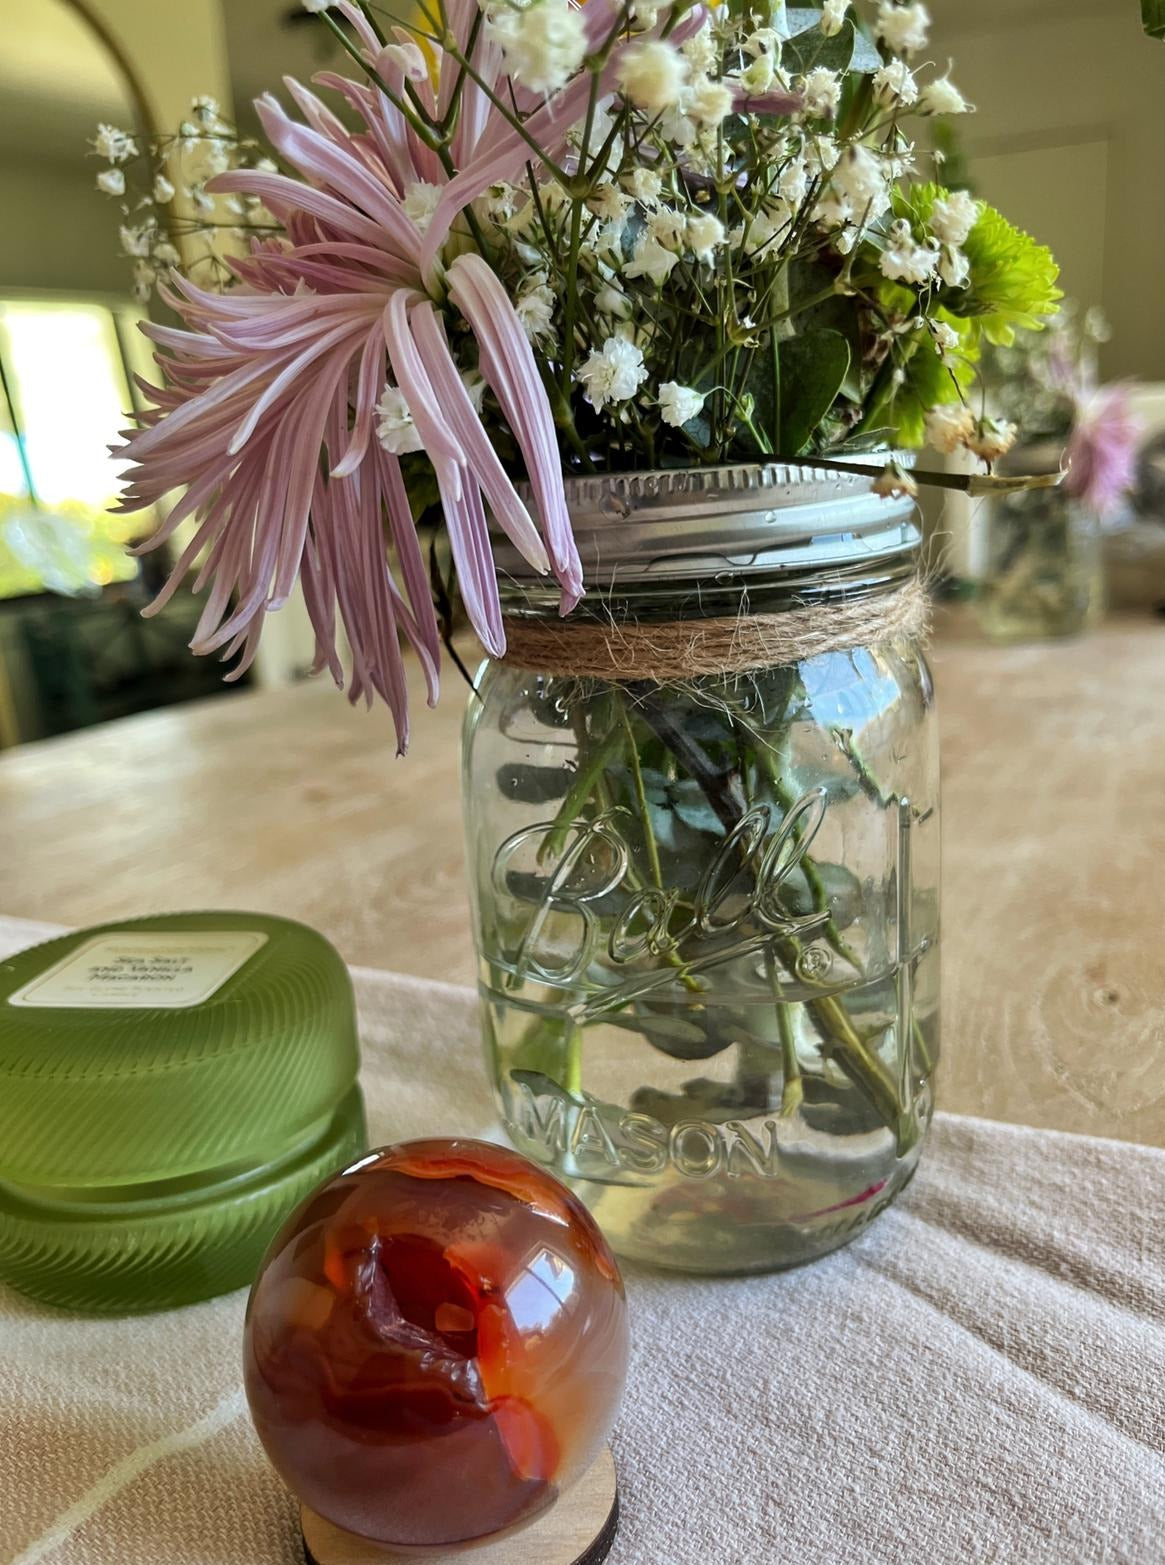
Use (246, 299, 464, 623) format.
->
(630, 1080, 751, 1125)
(496, 762, 572, 803)
(783, 16, 857, 75)
(509, 1022, 576, 1084)
(616, 998, 735, 1060)
(782, 15, 881, 77)
(849, 25, 883, 71)
(675, 706, 738, 745)
(785, 7, 825, 36)
(512, 1066, 578, 1101)
(668, 778, 728, 836)
(780, 860, 863, 928)
(1144, 0, 1165, 38)
(504, 870, 626, 920)
(777, 329, 851, 455)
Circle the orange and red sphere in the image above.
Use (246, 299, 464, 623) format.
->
(244, 1138, 629, 1552)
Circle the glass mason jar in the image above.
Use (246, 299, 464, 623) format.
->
(975, 443, 1103, 642)
(463, 465, 939, 1274)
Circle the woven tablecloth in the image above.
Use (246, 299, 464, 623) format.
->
(2, 915, 1163, 1565)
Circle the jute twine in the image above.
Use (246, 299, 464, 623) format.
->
(501, 576, 931, 681)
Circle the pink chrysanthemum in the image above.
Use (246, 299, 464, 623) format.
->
(1065, 384, 1140, 521)
(117, 0, 703, 751)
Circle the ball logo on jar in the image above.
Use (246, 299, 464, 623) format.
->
(491, 788, 832, 1000)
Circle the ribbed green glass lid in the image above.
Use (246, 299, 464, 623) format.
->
(0, 912, 360, 1190)
(0, 912, 367, 1313)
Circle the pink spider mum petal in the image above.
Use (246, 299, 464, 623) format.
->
(409, 300, 550, 573)
(729, 84, 803, 116)
(382, 290, 507, 654)
(447, 253, 582, 612)
(1064, 384, 1140, 519)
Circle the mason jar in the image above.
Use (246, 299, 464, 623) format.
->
(975, 442, 1103, 641)
(463, 464, 939, 1274)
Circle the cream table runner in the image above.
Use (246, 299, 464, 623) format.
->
(1, 915, 1163, 1565)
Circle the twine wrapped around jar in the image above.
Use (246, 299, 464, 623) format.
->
(500, 576, 931, 681)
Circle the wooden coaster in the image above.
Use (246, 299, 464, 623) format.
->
(301, 1445, 619, 1565)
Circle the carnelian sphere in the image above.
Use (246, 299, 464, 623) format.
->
(243, 1138, 629, 1552)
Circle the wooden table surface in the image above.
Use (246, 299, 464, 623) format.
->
(3, 614, 1163, 1148)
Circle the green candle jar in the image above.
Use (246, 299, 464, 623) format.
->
(0, 912, 366, 1314)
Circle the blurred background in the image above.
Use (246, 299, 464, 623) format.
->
(0, 0, 1163, 746)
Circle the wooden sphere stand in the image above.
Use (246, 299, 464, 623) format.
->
(301, 1445, 619, 1565)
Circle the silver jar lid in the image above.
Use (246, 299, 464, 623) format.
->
(502, 460, 920, 590)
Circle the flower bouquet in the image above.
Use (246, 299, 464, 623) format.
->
(99, 0, 1063, 1271)
(974, 303, 1139, 640)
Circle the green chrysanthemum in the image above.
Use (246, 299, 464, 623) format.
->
(891, 184, 1062, 347)
(956, 205, 1062, 344)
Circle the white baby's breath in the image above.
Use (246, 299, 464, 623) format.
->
(402, 180, 443, 233)
(880, 219, 940, 284)
(801, 68, 841, 118)
(596, 281, 631, 319)
(737, 54, 775, 94)
(832, 145, 889, 211)
(94, 124, 137, 163)
(744, 27, 785, 58)
(647, 208, 685, 247)
(375, 385, 424, 455)
(588, 182, 632, 222)
(924, 402, 974, 453)
(577, 337, 648, 409)
(686, 211, 725, 263)
(96, 168, 126, 195)
(938, 246, 971, 289)
(153, 174, 176, 203)
(617, 40, 689, 113)
(132, 260, 156, 304)
(119, 223, 155, 258)
(929, 190, 980, 247)
(487, 0, 587, 94)
(930, 320, 961, 362)
(820, 0, 850, 36)
(515, 276, 557, 341)
(624, 168, 663, 207)
(658, 382, 705, 427)
(625, 234, 679, 285)
(687, 76, 734, 129)
(681, 21, 719, 74)
(872, 60, 918, 107)
(919, 74, 971, 115)
(875, 2, 930, 56)
(967, 416, 1017, 461)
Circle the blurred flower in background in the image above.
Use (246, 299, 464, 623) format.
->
(982, 302, 1139, 522)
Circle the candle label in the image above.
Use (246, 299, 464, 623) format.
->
(7, 930, 268, 1009)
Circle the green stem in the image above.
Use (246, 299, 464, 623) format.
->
(770, 956, 803, 1118)
(537, 704, 625, 865)
(617, 699, 663, 888)
(560, 78, 599, 396)
(727, 696, 865, 974)
(636, 691, 916, 1151)
(831, 728, 898, 809)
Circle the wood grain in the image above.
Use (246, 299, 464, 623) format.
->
(300, 1446, 618, 1565)
(2, 615, 1162, 1148)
